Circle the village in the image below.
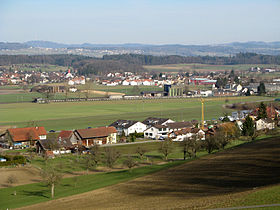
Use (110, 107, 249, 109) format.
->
(1, 65, 280, 100)
(0, 100, 278, 159)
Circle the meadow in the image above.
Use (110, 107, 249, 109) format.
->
(3, 135, 279, 210)
(0, 96, 271, 131)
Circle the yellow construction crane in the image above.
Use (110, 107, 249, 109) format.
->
(200, 98, 205, 130)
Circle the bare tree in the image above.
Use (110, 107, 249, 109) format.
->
(7, 175, 18, 195)
(181, 137, 201, 160)
(136, 146, 147, 160)
(83, 155, 97, 174)
(41, 163, 63, 199)
(203, 135, 220, 154)
(123, 154, 137, 172)
(89, 145, 101, 165)
(159, 139, 173, 161)
(104, 148, 120, 168)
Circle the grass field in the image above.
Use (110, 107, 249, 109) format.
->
(144, 63, 280, 73)
(0, 96, 272, 130)
(9, 135, 280, 210)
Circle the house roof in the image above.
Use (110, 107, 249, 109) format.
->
(110, 120, 138, 129)
(173, 127, 192, 136)
(166, 121, 193, 129)
(37, 137, 73, 150)
(8, 127, 47, 142)
(58, 130, 73, 139)
(142, 117, 171, 126)
(75, 126, 117, 139)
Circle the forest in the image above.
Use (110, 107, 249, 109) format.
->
(0, 53, 279, 76)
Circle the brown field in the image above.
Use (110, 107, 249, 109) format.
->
(18, 137, 280, 210)
(0, 167, 42, 188)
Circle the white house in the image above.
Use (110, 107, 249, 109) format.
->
(122, 80, 130, 86)
(255, 119, 275, 131)
(144, 125, 169, 139)
(110, 120, 147, 136)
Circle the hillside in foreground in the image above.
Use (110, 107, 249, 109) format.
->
(18, 136, 280, 210)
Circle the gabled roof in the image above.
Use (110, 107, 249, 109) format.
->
(110, 120, 139, 129)
(8, 127, 47, 142)
(173, 127, 192, 136)
(75, 126, 117, 139)
(142, 117, 171, 126)
(166, 122, 193, 129)
(58, 130, 73, 139)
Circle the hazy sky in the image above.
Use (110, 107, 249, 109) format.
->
(0, 0, 279, 45)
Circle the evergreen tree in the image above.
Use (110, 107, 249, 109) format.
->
(257, 82, 266, 95)
(257, 102, 267, 119)
(242, 115, 255, 137)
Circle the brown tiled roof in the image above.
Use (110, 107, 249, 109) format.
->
(166, 122, 193, 129)
(75, 126, 117, 139)
(58, 130, 73, 139)
(8, 127, 47, 142)
(153, 124, 168, 129)
(173, 127, 192, 135)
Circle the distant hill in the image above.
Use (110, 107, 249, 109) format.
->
(0, 40, 280, 56)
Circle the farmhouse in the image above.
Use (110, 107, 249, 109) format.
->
(110, 120, 147, 136)
(36, 137, 73, 156)
(73, 126, 117, 147)
(5, 127, 47, 148)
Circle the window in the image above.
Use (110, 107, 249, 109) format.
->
(149, 133, 152, 136)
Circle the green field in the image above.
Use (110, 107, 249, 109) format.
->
(0, 138, 247, 210)
(0, 96, 272, 130)
(0, 160, 185, 210)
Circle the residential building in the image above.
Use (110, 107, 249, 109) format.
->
(5, 127, 47, 148)
(73, 126, 117, 147)
(110, 120, 147, 136)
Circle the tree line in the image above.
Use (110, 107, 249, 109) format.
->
(0, 53, 279, 76)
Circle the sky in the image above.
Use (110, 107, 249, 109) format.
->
(0, 0, 279, 45)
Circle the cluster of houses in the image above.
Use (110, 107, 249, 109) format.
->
(0, 103, 279, 156)
(0, 67, 85, 86)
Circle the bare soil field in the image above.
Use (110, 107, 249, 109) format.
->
(0, 166, 42, 188)
(18, 137, 280, 210)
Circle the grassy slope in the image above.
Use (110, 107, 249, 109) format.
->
(0, 161, 184, 209)
(0, 138, 247, 210)
(0, 96, 271, 130)
(2, 135, 279, 210)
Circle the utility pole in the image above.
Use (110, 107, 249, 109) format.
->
(201, 98, 204, 130)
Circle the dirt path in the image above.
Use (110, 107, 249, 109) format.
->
(18, 137, 280, 210)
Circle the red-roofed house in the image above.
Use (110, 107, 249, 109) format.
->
(73, 126, 117, 147)
(6, 127, 47, 148)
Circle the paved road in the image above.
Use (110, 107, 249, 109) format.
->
(209, 204, 280, 210)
